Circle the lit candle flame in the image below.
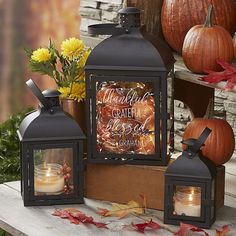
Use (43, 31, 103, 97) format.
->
(189, 194, 193, 202)
(46, 167, 51, 177)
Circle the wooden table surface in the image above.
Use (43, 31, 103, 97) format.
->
(0, 181, 236, 236)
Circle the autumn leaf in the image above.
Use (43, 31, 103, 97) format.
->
(215, 225, 230, 236)
(131, 219, 161, 234)
(174, 222, 209, 236)
(97, 200, 144, 219)
(52, 209, 108, 229)
(201, 60, 236, 90)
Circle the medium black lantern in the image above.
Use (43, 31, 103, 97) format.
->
(164, 127, 216, 228)
(17, 80, 85, 206)
(85, 7, 175, 165)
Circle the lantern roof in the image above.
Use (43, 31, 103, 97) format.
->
(165, 149, 216, 180)
(85, 28, 175, 72)
(18, 107, 85, 142)
(17, 81, 85, 142)
(166, 128, 216, 179)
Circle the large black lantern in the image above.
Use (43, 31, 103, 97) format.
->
(85, 7, 175, 165)
(17, 80, 85, 206)
(164, 127, 216, 228)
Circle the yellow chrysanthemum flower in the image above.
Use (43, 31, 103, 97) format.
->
(31, 48, 51, 62)
(61, 37, 84, 60)
(58, 82, 86, 102)
(77, 49, 91, 68)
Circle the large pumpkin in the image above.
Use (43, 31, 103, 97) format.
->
(161, 0, 236, 53)
(182, 6, 234, 74)
(183, 118, 235, 166)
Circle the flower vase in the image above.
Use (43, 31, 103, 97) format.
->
(60, 98, 87, 135)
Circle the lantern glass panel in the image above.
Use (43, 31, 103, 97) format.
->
(173, 185, 202, 217)
(96, 80, 164, 155)
(33, 148, 73, 196)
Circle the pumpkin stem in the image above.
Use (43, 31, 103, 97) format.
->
(204, 5, 213, 27)
(204, 98, 214, 119)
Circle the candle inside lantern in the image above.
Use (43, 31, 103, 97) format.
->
(34, 163, 65, 195)
(174, 186, 201, 217)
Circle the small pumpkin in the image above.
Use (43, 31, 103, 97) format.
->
(182, 5, 234, 74)
(183, 101, 235, 166)
(233, 32, 236, 58)
(161, 0, 236, 53)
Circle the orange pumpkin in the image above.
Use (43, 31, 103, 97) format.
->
(183, 118, 235, 166)
(161, 0, 236, 53)
(182, 6, 234, 74)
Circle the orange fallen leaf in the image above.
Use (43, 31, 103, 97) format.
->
(97, 200, 144, 219)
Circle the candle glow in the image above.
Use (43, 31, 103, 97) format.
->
(174, 186, 201, 217)
(34, 163, 65, 195)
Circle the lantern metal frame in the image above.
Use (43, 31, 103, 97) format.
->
(85, 7, 175, 165)
(164, 128, 217, 228)
(18, 80, 85, 206)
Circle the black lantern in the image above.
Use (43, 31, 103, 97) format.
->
(17, 80, 85, 206)
(85, 7, 175, 165)
(164, 127, 216, 228)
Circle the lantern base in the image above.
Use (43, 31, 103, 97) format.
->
(85, 164, 225, 211)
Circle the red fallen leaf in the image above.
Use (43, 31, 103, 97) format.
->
(174, 222, 209, 236)
(74, 212, 94, 223)
(52, 209, 80, 224)
(67, 215, 80, 225)
(52, 209, 108, 229)
(131, 219, 161, 234)
(201, 60, 236, 90)
(217, 60, 236, 73)
(74, 212, 108, 229)
(52, 209, 63, 217)
(215, 225, 230, 236)
(201, 70, 230, 83)
(52, 209, 71, 219)
(93, 222, 109, 229)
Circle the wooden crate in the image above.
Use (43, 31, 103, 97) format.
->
(85, 164, 225, 210)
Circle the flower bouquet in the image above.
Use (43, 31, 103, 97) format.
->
(26, 37, 91, 102)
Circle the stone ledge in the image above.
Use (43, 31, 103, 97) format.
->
(80, 7, 102, 20)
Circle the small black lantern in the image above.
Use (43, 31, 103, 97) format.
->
(164, 127, 216, 228)
(17, 80, 85, 206)
(85, 7, 175, 165)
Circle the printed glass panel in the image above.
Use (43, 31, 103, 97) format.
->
(96, 81, 156, 155)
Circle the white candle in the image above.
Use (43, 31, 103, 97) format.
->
(174, 187, 201, 217)
(34, 163, 64, 195)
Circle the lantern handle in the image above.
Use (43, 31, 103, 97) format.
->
(182, 127, 212, 154)
(26, 79, 52, 110)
